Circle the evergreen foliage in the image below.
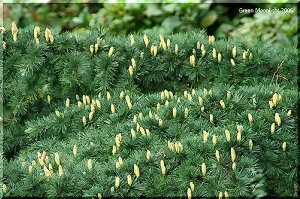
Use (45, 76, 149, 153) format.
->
(1, 25, 298, 197)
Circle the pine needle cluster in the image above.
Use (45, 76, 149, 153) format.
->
(1, 24, 298, 197)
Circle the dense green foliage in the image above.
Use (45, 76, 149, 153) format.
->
(2, 26, 297, 158)
(5, 3, 298, 47)
(1, 26, 298, 197)
(228, 7, 298, 47)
